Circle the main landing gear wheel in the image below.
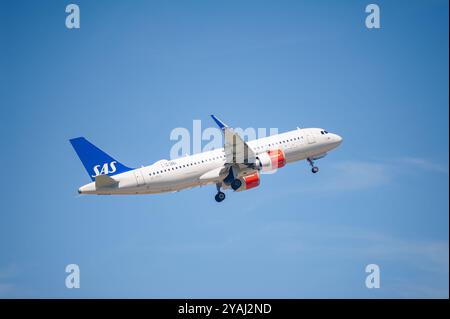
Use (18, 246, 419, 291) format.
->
(215, 192, 226, 202)
(231, 179, 242, 191)
(214, 183, 226, 202)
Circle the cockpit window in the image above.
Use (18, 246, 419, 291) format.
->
(324, 131, 328, 134)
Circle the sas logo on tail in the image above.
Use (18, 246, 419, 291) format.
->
(92, 161, 117, 177)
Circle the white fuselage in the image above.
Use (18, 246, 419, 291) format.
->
(78, 128, 342, 195)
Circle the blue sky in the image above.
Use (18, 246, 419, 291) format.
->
(0, 0, 448, 298)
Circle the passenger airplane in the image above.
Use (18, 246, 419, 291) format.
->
(70, 115, 342, 202)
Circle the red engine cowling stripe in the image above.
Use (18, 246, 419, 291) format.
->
(268, 149, 286, 168)
(243, 173, 260, 189)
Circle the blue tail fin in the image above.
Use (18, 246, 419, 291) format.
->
(69, 137, 133, 181)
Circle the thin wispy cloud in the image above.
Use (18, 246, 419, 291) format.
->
(280, 159, 391, 195)
(0, 263, 18, 279)
(246, 221, 449, 297)
(0, 283, 17, 296)
(394, 157, 449, 174)
(290, 156, 448, 194)
(325, 160, 391, 191)
(0, 264, 19, 298)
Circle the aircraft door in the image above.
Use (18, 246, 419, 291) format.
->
(134, 169, 145, 186)
(306, 133, 316, 144)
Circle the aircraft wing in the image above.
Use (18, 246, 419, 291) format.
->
(211, 115, 257, 166)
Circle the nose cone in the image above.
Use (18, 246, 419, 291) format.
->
(330, 133, 343, 149)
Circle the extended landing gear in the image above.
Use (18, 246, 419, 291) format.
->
(215, 183, 226, 202)
(215, 192, 226, 202)
(307, 158, 319, 174)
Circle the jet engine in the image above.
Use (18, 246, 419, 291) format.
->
(234, 172, 260, 192)
(255, 149, 286, 172)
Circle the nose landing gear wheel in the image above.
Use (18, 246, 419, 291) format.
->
(231, 179, 242, 191)
(215, 191, 226, 202)
(307, 158, 319, 174)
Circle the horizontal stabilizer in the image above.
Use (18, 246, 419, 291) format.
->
(95, 175, 118, 188)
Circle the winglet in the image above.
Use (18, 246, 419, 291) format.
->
(210, 115, 228, 130)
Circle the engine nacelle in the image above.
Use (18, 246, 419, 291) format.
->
(255, 149, 286, 172)
(234, 172, 260, 192)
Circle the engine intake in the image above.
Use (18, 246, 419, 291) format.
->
(255, 149, 286, 172)
(234, 172, 260, 192)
